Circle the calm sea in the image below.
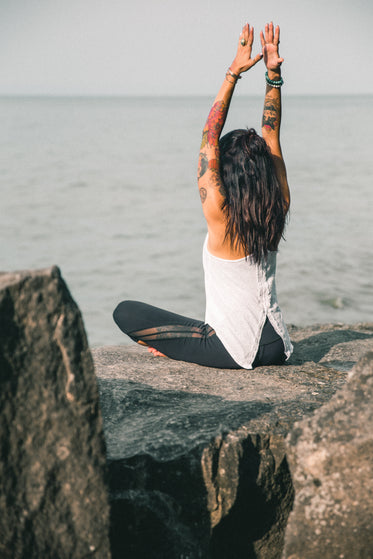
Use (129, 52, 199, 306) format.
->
(1, 95, 372, 346)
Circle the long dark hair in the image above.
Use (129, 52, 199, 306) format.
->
(219, 128, 287, 263)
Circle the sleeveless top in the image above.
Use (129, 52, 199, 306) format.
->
(203, 234, 293, 369)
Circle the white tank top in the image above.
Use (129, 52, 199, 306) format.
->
(203, 234, 293, 369)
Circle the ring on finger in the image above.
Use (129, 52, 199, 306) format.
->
(240, 38, 246, 46)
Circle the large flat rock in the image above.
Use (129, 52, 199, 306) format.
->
(93, 322, 373, 558)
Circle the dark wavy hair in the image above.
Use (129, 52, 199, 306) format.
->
(219, 128, 287, 263)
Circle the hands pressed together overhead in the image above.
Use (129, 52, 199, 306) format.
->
(197, 19, 289, 260)
(230, 21, 283, 77)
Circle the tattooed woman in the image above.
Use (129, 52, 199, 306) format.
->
(113, 22, 293, 369)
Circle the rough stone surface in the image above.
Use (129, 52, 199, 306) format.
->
(283, 351, 373, 559)
(0, 267, 110, 559)
(93, 322, 373, 559)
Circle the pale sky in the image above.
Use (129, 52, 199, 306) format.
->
(0, 0, 372, 96)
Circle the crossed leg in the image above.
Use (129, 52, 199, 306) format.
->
(113, 300, 241, 369)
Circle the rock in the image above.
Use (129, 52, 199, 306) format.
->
(93, 322, 373, 559)
(287, 322, 373, 372)
(283, 351, 373, 559)
(0, 267, 110, 559)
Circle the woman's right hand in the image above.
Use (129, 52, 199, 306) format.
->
(260, 22, 284, 74)
(230, 23, 263, 76)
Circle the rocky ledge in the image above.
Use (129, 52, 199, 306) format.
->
(93, 323, 373, 559)
(1, 266, 372, 559)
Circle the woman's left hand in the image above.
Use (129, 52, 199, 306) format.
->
(230, 23, 263, 76)
(260, 22, 284, 73)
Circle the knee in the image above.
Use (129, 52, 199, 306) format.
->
(113, 300, 137, 333)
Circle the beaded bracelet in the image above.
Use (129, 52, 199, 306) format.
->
(227, 67, 242, 80)
(265, 71, 284, 88)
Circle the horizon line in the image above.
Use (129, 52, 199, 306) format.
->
(0, 92, 372, 100)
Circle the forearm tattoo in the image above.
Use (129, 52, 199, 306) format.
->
(201, 130, 208, 149)
(201, 100, 227, 148)
(198, 100, 227, 205)
(262, 95, 281, 132)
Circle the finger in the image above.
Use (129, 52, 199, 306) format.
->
(239, 23, 248, 46)
(249, 25, 254, 45)
(245, 23, 251, 46)
(274, 24, 280, 46)
(251, 52, 264, 67)
(260, 29, 265, 48)
(269, 21, 274, 43)
(264, 22, 269, 43)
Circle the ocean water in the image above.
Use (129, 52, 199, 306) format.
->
(1, 95, 372, 347)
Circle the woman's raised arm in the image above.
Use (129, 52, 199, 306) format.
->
(197, 23, 262, 227)
(260, 22, 290, 210)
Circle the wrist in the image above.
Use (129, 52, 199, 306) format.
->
(225, 66, 241, 85)
(229, 61, 241, 77)
(267, 68, 282, 81)
(265, 70, 284, 89)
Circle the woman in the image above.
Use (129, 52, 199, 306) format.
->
(113, 22, 293, 369)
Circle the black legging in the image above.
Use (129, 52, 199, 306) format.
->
(113, 300, 286, 369)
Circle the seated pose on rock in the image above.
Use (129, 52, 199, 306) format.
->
(113, 22, 293, 369)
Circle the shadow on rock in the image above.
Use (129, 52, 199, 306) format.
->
(288, 328, 373, 366)
(209, 435, 294, 559)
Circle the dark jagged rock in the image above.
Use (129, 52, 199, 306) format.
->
(0, 267, 110, 559)
(93, 322, 373, 558)
(283, 351, 373, 559)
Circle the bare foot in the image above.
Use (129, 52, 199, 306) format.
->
(147, 347, 167, 358)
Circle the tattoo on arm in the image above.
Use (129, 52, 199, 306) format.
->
(208, 170, 225, 198)
(262, 96, 281, 132)
(208, 159, 219, 171)
(201, 100, 227, 148)
(262, 115, 277, 130)
(198, 154, 220, 180)
(201, 130, 208, 149)
(199, 187, 207, 203)
(198, 100, 227, 206)
(217, 179, 225, 199)
(198, 153, 208, 179)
